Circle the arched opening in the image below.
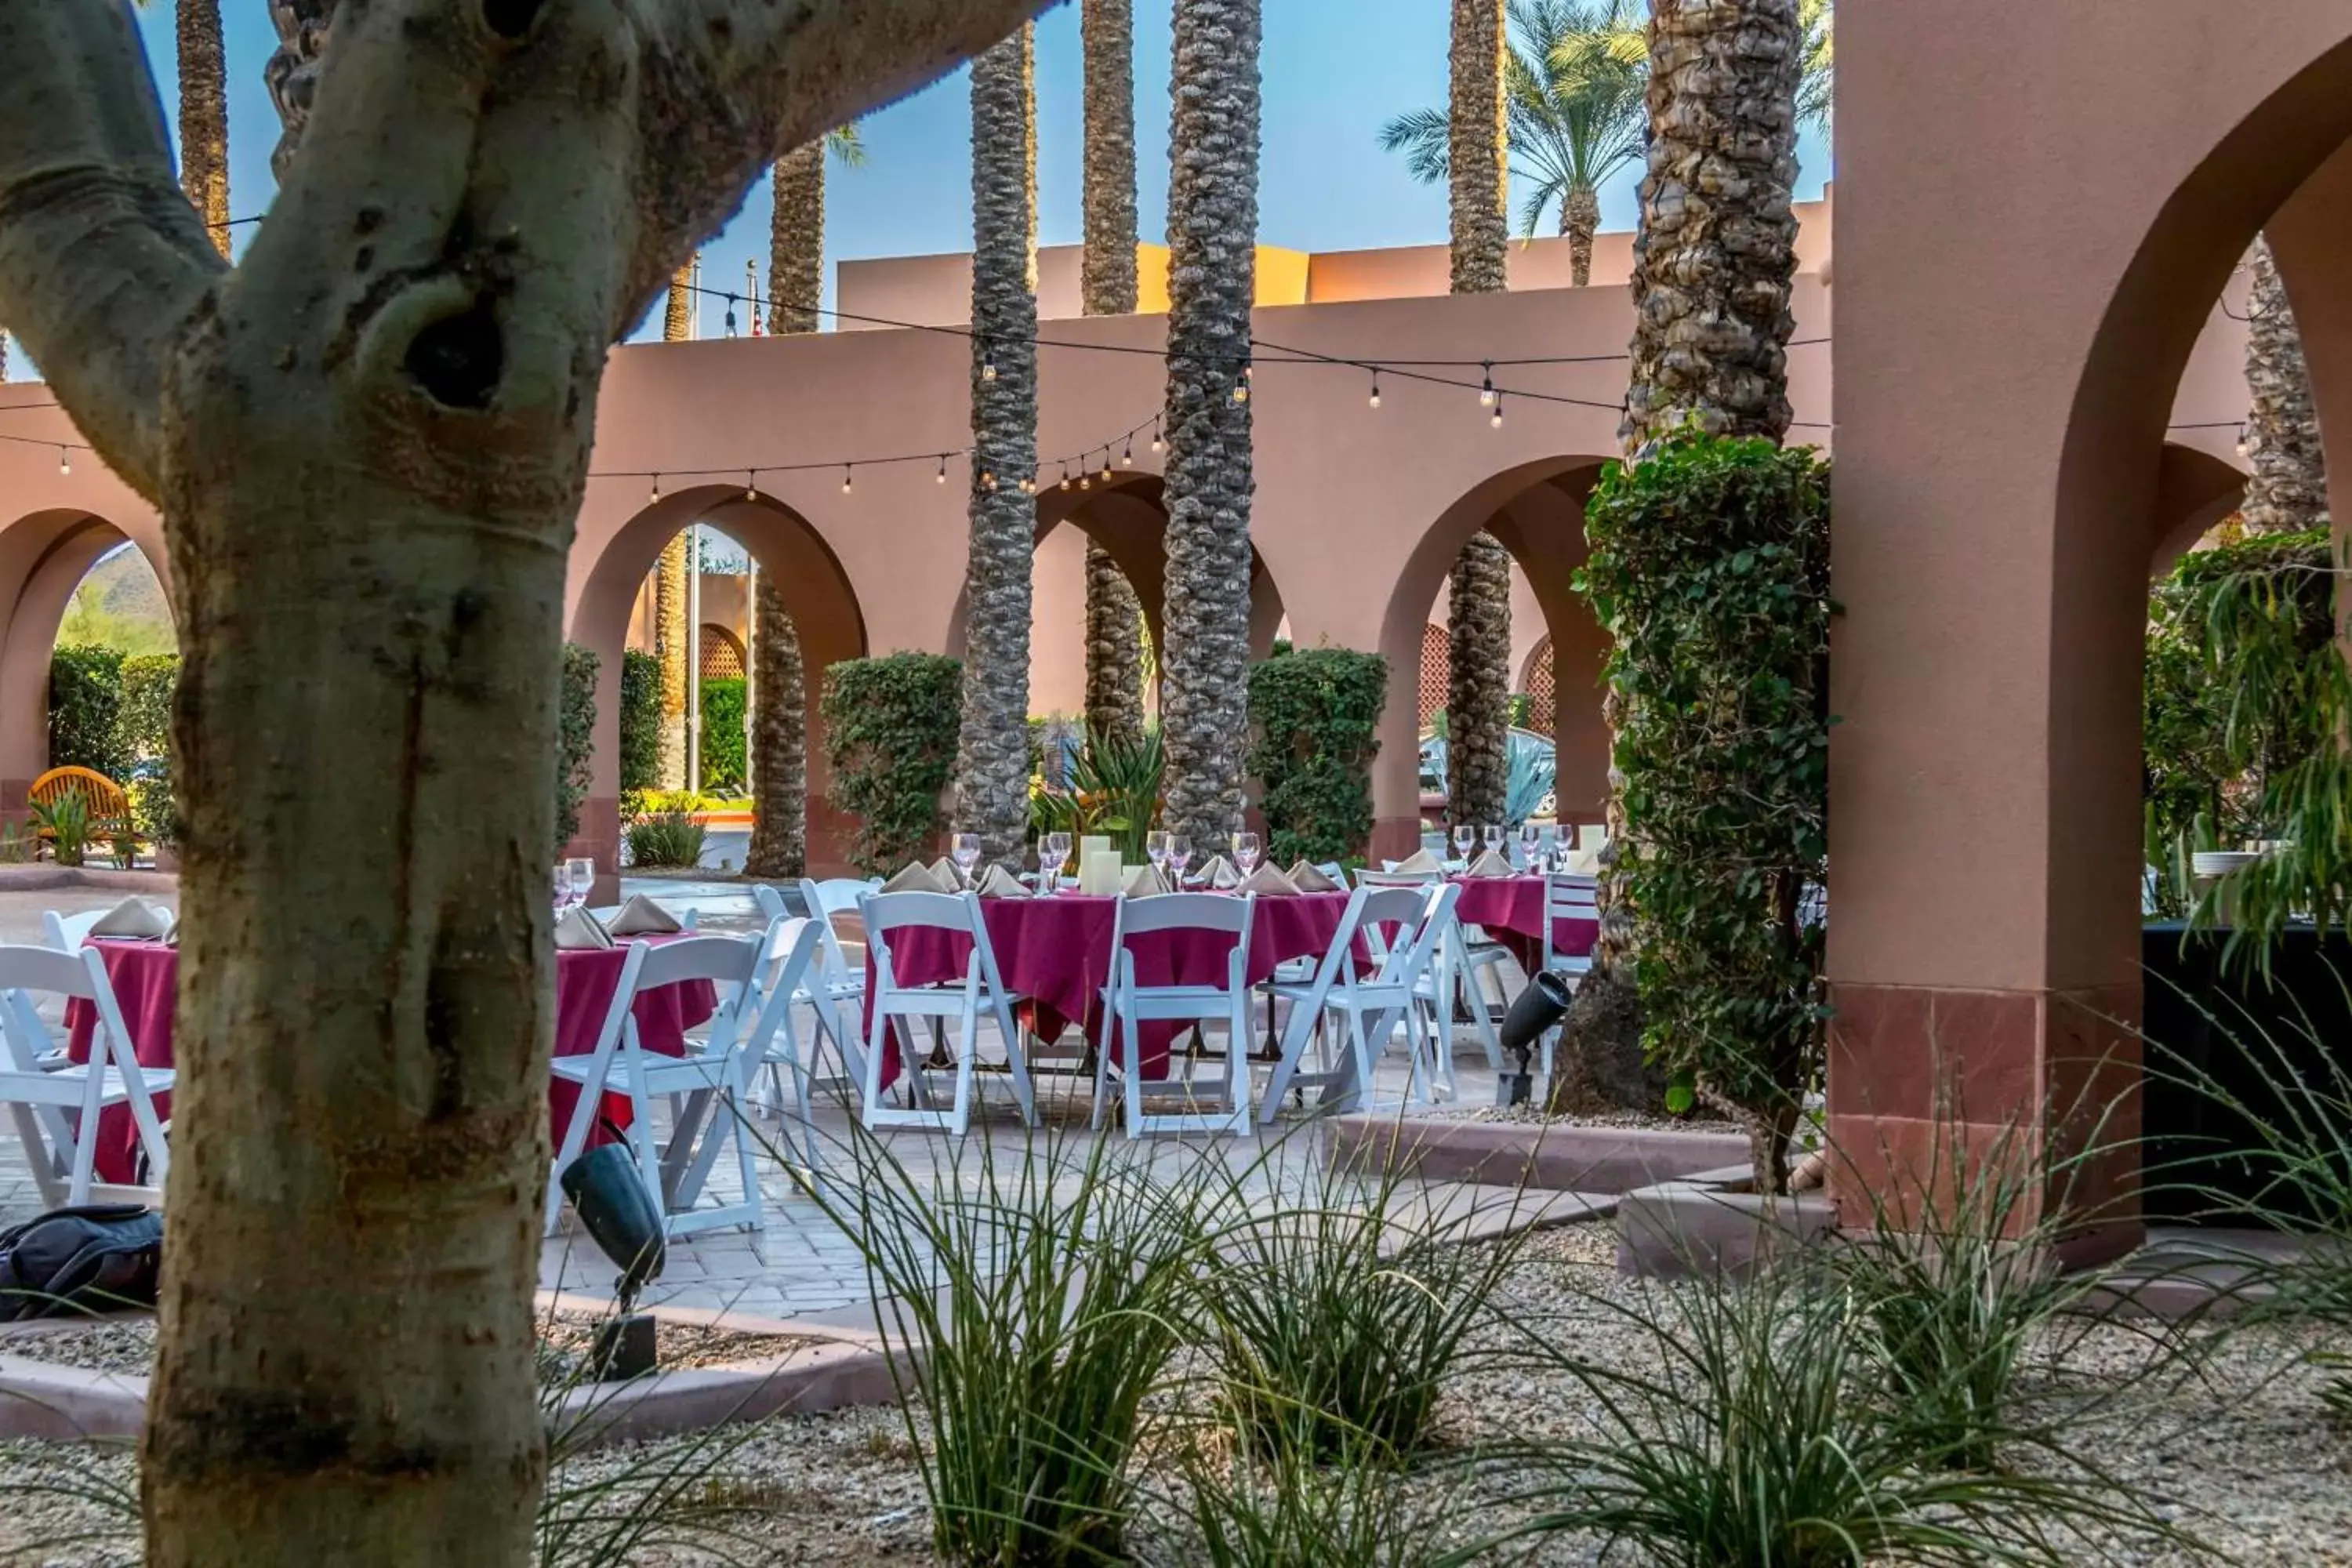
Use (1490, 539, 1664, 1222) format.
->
(0, 510, 174, 824)
(568, 487, 868, 878)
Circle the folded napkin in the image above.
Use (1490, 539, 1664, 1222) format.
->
(606, 894, 683, 935)
(1392, 849, 1442, 874)
(931, 855, 967, 889)
(87, 896, 173, 940)
(1564, 847, 1600, 877)
(1287, 860, 1341, 893)
(1238, 863, 1300, 897)
(1194, 854, 1242, 890)
(1465, 850, 1515, 879)
(976, 864, 1031, 898)
(883, 861, 950, 895)
(554, 906, 615, 950)
(1120, 864, 1168, 898)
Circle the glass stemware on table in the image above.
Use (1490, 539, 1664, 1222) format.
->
(951, 832, 983, 889)
(1146, 830, 1171, 884)
(1040, 830, 1072, 891)
(552, 862, 579, 917)
(1232, 830, 1261, 881)
(1165, 833, 1192, 887)
(1483, 824, 1505, 862)
(1519, 822, 1543, 869)
(1452, 824, 1475, 866)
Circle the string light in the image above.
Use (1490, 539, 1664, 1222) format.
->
(1479, 362, 1496, 407)
(1121, 438, 1134, 466)
(937, 455, 949, 484)
(1019, 474, 1035, 495)
(2235, 423, 2250, 456)
(649, 473, 662, 503)
(1059, 463, 1073, 492)
(981, 345, 997, 382)
(58, 447, 69, 477)
(745, 470, 757, 501)
(841, 463, 854, 495)
(1150, 420, 1164, 454)
(982, 469, 997, 490)
(1100, 452, 1113, 482)
(1490, 393, 1505, 430)
(1369, 370, 1381, 409)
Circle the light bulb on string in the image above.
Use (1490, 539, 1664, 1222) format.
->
(1020, 473, 1036, 495)
(1121, 438, 1134, 467)
(58, 448, 70, 477)
(1100, 452, 1113, 482)
(745, 470, 757, 502)
(1150, 421, 1164, 454)
(649, 473, 662, 504)
(982, 470, 998, 491)
(841, 464, 854, 495)
(937, 455, 949, 485)
(1479, 364, 1497, 407)
(2235, 424, 2250, 456)
(1490, 394, 1504, 430)
(1060, 463, 1072, 492)
(1369, 371, 1381, 410)
(981, 345, 998, 383)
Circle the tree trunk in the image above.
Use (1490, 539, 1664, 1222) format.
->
(260, 0, 330, 180)
(1080, 0, 1148, 745)
(1562, 180, 1599, 289)
(1159, 0, 1261, 850)
(1446, 0, 1508, 296)
(768, 142, 826, 337)
(951, 27, 1040, 868)
(655, 532, 691, 791)
(745, 576, 807, 877)
(1446, 533, 1512, 829)
(176, 0, 230, 257)
(0, 328, 9, 381)
(1620, 0, 1802, 449)
(2241, 236, 2332, 537)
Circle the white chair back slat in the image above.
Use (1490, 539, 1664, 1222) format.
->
(1097, 892, 1258, 1138)
(853, 890, 1032, 1134)
(40, 910, 107, 953)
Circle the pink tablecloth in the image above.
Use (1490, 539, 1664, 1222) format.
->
(64, 938, 716, 1185)
(1450, 876, 1600, 975)
(865, 891, 1357, 1087)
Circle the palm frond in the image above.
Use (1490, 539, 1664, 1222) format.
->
(1798, 0, 1835, 129)
(826, 122, 867, 169)
(1374, 106, 1451, 185)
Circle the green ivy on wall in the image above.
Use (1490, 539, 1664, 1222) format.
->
(1581, 430, 1834, 1184)
(699, 677, 747, 794)
(619, 648, 662, 796)
(556, 644, 600, 855)
(1247, 648, 1387, 865)
(822, 652, 962, 876)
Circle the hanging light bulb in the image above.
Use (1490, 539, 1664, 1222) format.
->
(1121, 438, 1134, 467)
(649, 473, 662, 503)
(1490, 393, 1504, 430)
(982, 469, 997, 491)
(1100, 452, 1114, 481)
(1019, 474, 1036, 495)
(1150, 421, 1164, 454)
(724, 293, 738, 337)
(1369, 370, 1382, 410)
(1479, 363, 1497, 407)
(58, 447, 70, 477)
(2235, 424, 2251, 457)
(841, 464, 854, 495)
(937, 455, 949, 484)
(1060, 463, 1073, 492)
(981, 344, 998, 382)
(745, 470, 757, 502)
(1232, 376, 1250, 407)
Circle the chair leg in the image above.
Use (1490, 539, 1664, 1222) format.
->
(1123, 1011, 1145, 1140)
(1091, 1000, 1116, 1131)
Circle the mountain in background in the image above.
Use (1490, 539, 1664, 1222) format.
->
(57, 546, 175, 657)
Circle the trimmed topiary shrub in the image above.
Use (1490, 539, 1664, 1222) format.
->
(1247, 649, 1387, 866)
(823, 652, 962, 876)
(699, 677, 747, 794)
(619, 648, 662, 795)
(1580, 430, 1833, 1190)
(556, 644, 600, 856)
(116, 655, 177, 765)
(47, 645, 128, 779)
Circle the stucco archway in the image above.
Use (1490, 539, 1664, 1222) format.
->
(568, 486, 868, 878)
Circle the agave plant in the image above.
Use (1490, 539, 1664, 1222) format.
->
(30, 789, 93, 869)
(1033, 727, 1165, 860)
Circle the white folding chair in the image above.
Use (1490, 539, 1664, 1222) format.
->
(857, 890, 1033, 1135)
(736, 916, 831, 1168)
(548, 934, 782, 1237)
(1537, 873, 1601, 1081)
(1356, 869, 1504, 1090)
(0, 945, 172, 1207)
(40, 910, 107, 953)
(780, 877, 880, 1090)
(1260, 883, 1459, 1121)
(1093, 893, 1258, 1138)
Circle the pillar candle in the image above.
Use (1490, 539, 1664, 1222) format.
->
(1083, 849, 1124, 896)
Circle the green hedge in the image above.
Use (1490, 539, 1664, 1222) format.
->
(1581, 431, 1833, 1178)
(557, 644, 599, 855)
(619, 648, 662, 794)
(699, 677, 747, 794)
(1247, 648, 1387, 865)
(118, 655, 176, 765)
(822, 652, 961, 876)
(48, 646, 128, 779)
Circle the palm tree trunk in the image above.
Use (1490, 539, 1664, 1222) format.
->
(745, 577, 807, 877)
(768, 142, 825, 336)
(655, 264, 695, 789)
(1552, 0, 1802, 1129)
(1444, 0, 1514, 835)
(0, 329, 9, 381)
(951, 27, 1040, 868)
(260, 0, 330, 180)
(1081, 0, 1148, 746)
(1159, 0, 1261, 849)
(176, 0, 230, 258)
(2241, 236, 2331, 536)
(1562, 180, 1599, 289)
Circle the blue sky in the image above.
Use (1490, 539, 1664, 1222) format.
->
(9, 2, 1828, 371)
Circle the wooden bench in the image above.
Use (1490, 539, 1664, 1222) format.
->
(27, 766, 132, 839)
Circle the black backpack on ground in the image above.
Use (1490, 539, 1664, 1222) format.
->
(0, 1204, 164, 1323)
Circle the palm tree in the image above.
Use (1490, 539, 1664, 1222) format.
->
(745, 127, 863, 880)
(951, 26, 1041, 867)
(1081, 0, 1149, 749)
(2241, 237, 2331, 535)
(1157, 0, 1262, 850)
(176, 0, 230, 256)
(652, 265, 697, 789)
(1382, 0, 1644, 289)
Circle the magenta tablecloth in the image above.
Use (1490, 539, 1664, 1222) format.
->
(1450, 876, 1600, 974)
(64, 938, 716, 1185)
(865, 891, 1357, 1088)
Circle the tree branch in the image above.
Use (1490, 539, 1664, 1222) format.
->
(0, 0, 227, 501)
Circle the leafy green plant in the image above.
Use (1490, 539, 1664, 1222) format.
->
(1578, 430, 1833, 1189)
(618, 648, 663, 796)
(1247, 649, 1387, 865)
(46, 644, 129, 780)
(115, 653, 177, 763)
(1033, 727, 1166, 861)
(0, 822, 30, 864)
(699, 675, 747, 793)
(31, 789, 93, 868)
(1502, 728, 1555, 828)
(556, 643, 600, 857)
(803, 1120, 1203, 1566)
(623, 811, 706, 869)
(822, 652, 962, 876)
(1203, 1142, 1523, 1465)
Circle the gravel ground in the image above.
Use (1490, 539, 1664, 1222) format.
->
(1417, 1105, 1744, 1134)
(2, 1221, 2347, 1566)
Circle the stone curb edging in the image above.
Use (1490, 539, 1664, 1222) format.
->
(1614, 1164, 1840, 1279)
(0, 866, 178, 894)
(1321, 1114, 1750, 1196)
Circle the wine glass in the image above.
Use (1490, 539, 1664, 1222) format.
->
(567, 857, 596, 907)
(1146, 829, 1171, 881)
(1043, 830, 1072, 890)
(1232, 829, 1261, 881)
(1452, 824, 1475, 866)
(951, 832, 983, 888)
(1166, 833, 1192, 887)
(1483, 825, 1505, 863)
(551, 863, 575, 917)
(1519, 822, 1542, 869)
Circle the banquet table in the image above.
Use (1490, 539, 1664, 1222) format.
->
(63, 936, 716, 1186)
(864, 889, 1359, 1089)
(1449, 874, 1601, 976)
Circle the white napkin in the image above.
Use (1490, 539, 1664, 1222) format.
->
(1465, 850, 1515, 879)
(1287, 860, 1341, 893)
(1565, 847, 1600, 876)
(1392, 849, 1442, 874)
(1193, 854, 1242, 890)
(554, 906, 615, 950)
(977, 865, 1031, 898)
(1120, 864, 1168, 898)
(606, 894, 683, 935)
(87, 897, 172, 940)
(929, 856, 963, 890)
(1238, 863, 1300, 897)
(883, 862, 950, 895)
